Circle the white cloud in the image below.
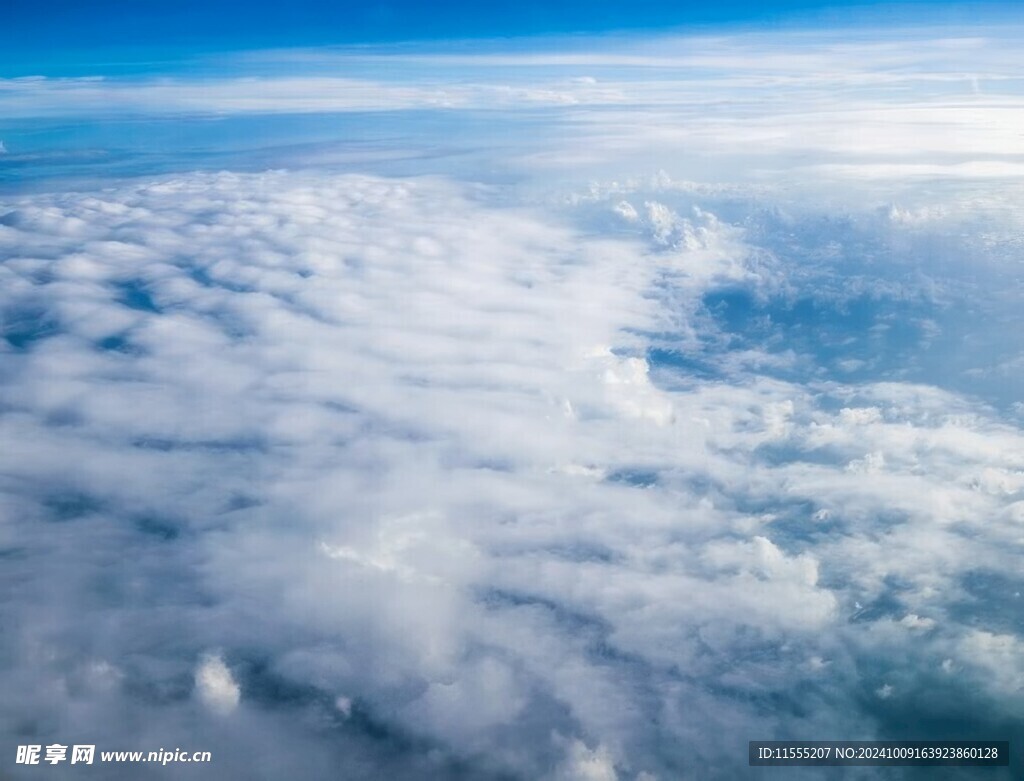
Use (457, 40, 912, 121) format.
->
(899, 614, 936, 631)
(195, 653, 241, 715)
(2, 169, 1019, 776)
(6, 27, 1024, 202)
(554, 739, 619, 781)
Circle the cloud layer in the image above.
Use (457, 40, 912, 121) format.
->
(1, 165, 1022, 779)
(5, 26, 1024, 193)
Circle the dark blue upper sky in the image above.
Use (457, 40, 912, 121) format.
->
(3, 0, 1010, 73)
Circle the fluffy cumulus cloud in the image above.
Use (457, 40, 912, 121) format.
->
(195, 654, 241, 716)
(1, 165, 1022, 780)
(2, 22, 1024, 781)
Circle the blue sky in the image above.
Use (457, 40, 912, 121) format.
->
(3, 0, 1018, 74)
(0, 0, 921, 49)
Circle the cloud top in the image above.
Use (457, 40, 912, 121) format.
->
(1, 168, 1022, 778)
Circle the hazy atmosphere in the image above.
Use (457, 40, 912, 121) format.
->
(2, 2, 1023, 779)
